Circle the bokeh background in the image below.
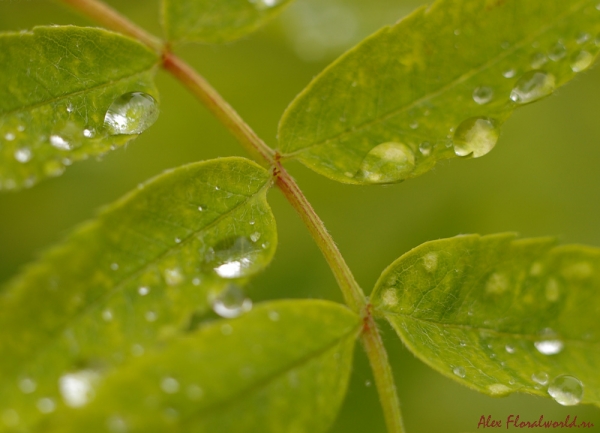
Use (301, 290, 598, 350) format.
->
(1, 0, 600, 432)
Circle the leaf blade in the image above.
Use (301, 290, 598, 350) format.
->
(278, 0, 600, 184)
(372, 234, 600, 405)
(0, 26, 161, 191)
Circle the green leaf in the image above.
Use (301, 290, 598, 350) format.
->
(371, 233, 600, 406)
(0, 157, 277, 430)
(278, 0, 600, 184)
(0, 26, 160, 191)
(45, 300, 359, 433)
(162, 0, 294, 44)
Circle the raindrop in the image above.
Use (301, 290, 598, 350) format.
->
(18, 377, 37, 393)
(4, 132, 15, 141)
(532, 371, 549, 386)
(160, 377, 180, 394)
(530, 52, 548, 69)
(174, 237, 181, 244)
(534, 339, 564, 355)
(472, 86, 494, 105)
(488, 383, 511, 396)
(138, 286, 150, 296)
(422, 252, 438, 272)
(145, 311, 157, 322)
(59, 370, 99, 408)
(82, 128, 95, 138)
(164, 267, 184, 286)
(268, 310, 280, 321)
(505, 345, 516, 354)
(14, 147, 32, 163)
(249, 220, 256, 225)
(570, 50, 593, 72)
(576, 32, 590, 44)
(548, 42, 567, 61)
(50, 135, 72, 151)
(104, 92, 159, 135)
(211, 285, 252, 318)
(356, 142, 415, 184)
(102, 309, 113, 322)
(66, 103, 73, 113)
(409, 120, 419, 129)
(510, 70, 556, 104)
(502, 68, 516, 78)
(453, 366, 466, 378)
(453, 117, 499, 158)
(250, 232, 261, 243)
(36, 398, 56, 414)
(459, 341, 467, 347)
(419, 141, 432, 156)
(211, 237, 260, 279)
(548, 375, 583, 406)
(198, 206, 204, 212)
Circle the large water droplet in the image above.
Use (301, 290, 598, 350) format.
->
(472, 86, 494, 105)
(453, 117, 499, 158)
(356, 142, 415, 184)
(211, 285, 252, 318)
(548, 375, 584, 406)
(534, 339, 564, 355)
(532, 371, 549, 386)
(59, 370, 99, 408)
(510, 70, 556, 104)
(211, 237, 260, 279)
(104, 92, 159, 135)
(570, 50, 594, 72)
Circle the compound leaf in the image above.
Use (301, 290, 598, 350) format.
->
(0, 157, 277, 431)
(372, 234, 600, 406)
(0, 26, 160, 191)
(278, 0, 600, 184)
(162, 0, 294, 44)
(44, 300, 359, 433)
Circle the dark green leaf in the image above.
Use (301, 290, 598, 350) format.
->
(0, 157, 277, 430)
(162, 0, 294, 44)
(0, 26, 160, 191)
(46, 300, 359, 433)
(278, 0, 600, 184)
(372, 233, 600, 406)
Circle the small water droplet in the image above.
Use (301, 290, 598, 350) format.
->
(138, 286, 150, 296)
(548, 375, 583, 406)
(14, 147, 32, 163)
(453, 366, 466, 378)
(18, 377, 37, 393)
(365, 380, 372, 387)
(50, 134, 72, 150)
(66, 103, 73, 113)
(268, 310, 280, 321)
(36, 398, 56, 414)
(104, 92, 159, 135)
(249, 220, 255, 225)
(186, 384, 204, 400)
(160, 377, 180, 394)
(211, 237, 260, 279)
(570, 50, 594, 72)
(532, 371, 549, 385)
(535, 339, 564, 355)
(472, 86, 494, 105)
(211, 285, 252, 318)
(82, 128, 95, 138)
(174, 237, 182, 244)
(145, 311, 157, 322)
(459, 340, 467, 347)
(419, 141, 432, 156)
(250, 232, 261, 242)
(577, 32, 591, 44)
(488, 383, 511, 396)
(548, 42, 567, 61)
(357, 142, 415, 184)
(198, 206, 204, 212)
(59, 370, 99, 408)
(164, 267, 184, 286)
(453, 117, 499, 158)
(530, 52, 548, 69)
(409, 120, 419, 129)
(422, 252, 438, 272)
(110, 263, 119, 271)
(510, 70, 556, 104)
(4, 132, 15, 141)
(502, 68, 516, 78)
(102, 309, 113, 322)
(505, 344, 516, 354)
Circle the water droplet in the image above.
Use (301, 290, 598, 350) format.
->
(14, 147, 32, 163)
(110, 262, 119, 271)
(485, 272, 509, 294)
(548, 375, 583, 406)
(505, 345, 516, 354)
(192, 277, 201, 286)
(18, 377, 37, 393)
(488, 383, 511, 396)
(357, 142, 415, 184)
(145, 311, 157, 322)
(1, 409, 19, 427)
(249, 0, 281, 10)
(211, 237, 260, 279)
(502, 68, 516, 78)
(453, 117, 499, 158)
(4, 132, 15, 141)
(36, 398, 56, 414)
(577, 32, 591, 44)
(409, 120, 419, 129)
(43, 160, 66, 177)
(419, 141, 432, 156)
(532, 371, 549, 385)
(160, 377, 180, 394)
(571, 50, 594, 72)
(138, 286, 150, 296)
(510, 70, 556, 104)
(104, 92, 159, 135)
(66, 103, 73, 113)
(535, 339, 564, 355)
(174, 237, 181, 244)
(198, 206, 204, 212)
(250, 232, 261, 242)
(548, 42, 567, 61)
(459, 340, 467, 347)
(268, 310, 280, 321)
(102, 309, 113, 322)
(422, 252, 438, 272)
(164, 267, 183, 286)
(186, 384, 204, 400)
(472, 86, 494, 105)
(545, 278, 560, 302)
(249, 220, 255, 225)
(50, 134, 71, 150)
(59, 370, 99, 407)
(453, 366, 466, 378)
(382, 288, 398, 307)
(82, 128, 95, 138)
(211, 285, 252, 318)
(530, 52, 548, 69)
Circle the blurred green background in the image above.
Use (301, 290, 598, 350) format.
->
(1, 0, 600, 432)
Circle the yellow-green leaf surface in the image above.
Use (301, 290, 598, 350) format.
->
(44, 300, 359, 433)
(372, 234, 600, 406)
(162, 0, 294, 44)
(278, 0, 600, 184)
(0, 157, 277, 431)
(0, 26, 160, 191)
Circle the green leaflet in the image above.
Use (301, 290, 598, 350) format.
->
(372, 234, 600, 406)
(0, 26, 160, 191)
(42, 300, 359, 433)
(162, 0, 294, 44)
(278, 0, 600, 184)
(0, 157, 277, 431)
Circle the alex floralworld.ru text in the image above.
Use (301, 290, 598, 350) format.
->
(478, 414, 594, 429)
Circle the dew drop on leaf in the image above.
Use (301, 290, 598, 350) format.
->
(510, 70, 556, 104)
(4, 132, 15, 141)
(50, 134, 71, 151)
(452, 117, 499, 158)
(570, 50, 594, 72)
(502, 68, 516, 78)
(505, 344, 516, 354)
(104, 92, 159, 135)
(211, 285, 252, 318)
(488, 383, 511, 396)
(530, 52, 548, 69)
(452, 366, 466, 378)
(472, 86, 494, 105)
(248, 0, 281, 10)
(36, 398, 56, 414)
(576, 32, 590, 44)
(160, 377, 180, 394)
(532, 371, 549, 386)
(14, 147, 32, 163)
(534, 339, 564, 355)
(163, 267, 184, 286)
(548, 42, 567, 61)
(548, 375, 584, 406)
(356, 142, 415, 184)
(138, 286, 150, 296)
(419, 141, 432, 156)
(268, 310, 280, 322)
(211, 237, 260, 279)
(58, 370, 99, 408)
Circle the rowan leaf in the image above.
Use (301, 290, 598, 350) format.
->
(162, 0, 294, 44)
(0, 157, 277, 431)
(278, 0, 600, 184)
(0, 26, 160, 191)
(372, 234, 600, 406)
